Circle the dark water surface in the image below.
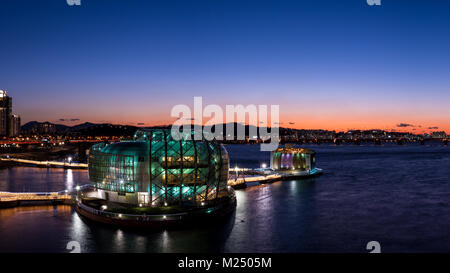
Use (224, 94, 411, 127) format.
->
(1, 144, 450, 253)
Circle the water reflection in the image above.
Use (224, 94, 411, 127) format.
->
(66, 169, 74, 191)
(113, 229, 125, 252)
(66, 207, 236, 253)
(69, 212, 91, 253)
(0, 167, 90, 193)
(161, 230, 169, 252)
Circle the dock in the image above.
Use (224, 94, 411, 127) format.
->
(227, 174, 282, 188)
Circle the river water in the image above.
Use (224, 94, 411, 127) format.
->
(1, 144, 450, 253)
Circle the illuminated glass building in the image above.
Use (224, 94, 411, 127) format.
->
(88, 129, 230, 207)
(270, 146, 316, 173)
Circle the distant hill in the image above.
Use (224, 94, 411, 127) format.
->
(69, 122, 97, 131)
(20, 121, 138, 136)
(19, 121, 286, 138)
(21, 121, 70, 133)
(19, 121, 335, 139)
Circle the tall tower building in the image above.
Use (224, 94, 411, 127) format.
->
(10, 114, 21, 137)
(0, 90, 12, 137)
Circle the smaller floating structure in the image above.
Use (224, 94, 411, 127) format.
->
(270, 145, 323, 179)
(227, 145, 323, 188)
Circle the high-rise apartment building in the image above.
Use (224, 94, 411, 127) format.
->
(0, 90, 21, 137)
(10, 114, 21, 137)
(0, 90, 12, 137)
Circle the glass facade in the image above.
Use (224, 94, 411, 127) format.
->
(88, 129, 229, 206)
(270, 147, 316, 172)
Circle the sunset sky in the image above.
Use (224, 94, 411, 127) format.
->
(1, 0, 450, 133)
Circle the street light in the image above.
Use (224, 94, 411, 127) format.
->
(261, 163, 267, 169)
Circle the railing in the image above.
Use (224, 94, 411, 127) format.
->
(76, 201, 188, 221)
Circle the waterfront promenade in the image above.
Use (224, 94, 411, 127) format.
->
(0, 191, 72, 208)
(0, 157, 88, 169)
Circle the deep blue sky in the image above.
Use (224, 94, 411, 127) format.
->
(1, 0, 450, 132)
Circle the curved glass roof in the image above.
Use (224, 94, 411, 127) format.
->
(100, 141, 148, 157)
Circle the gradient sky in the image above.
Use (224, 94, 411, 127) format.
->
(1, 0, 450, 133)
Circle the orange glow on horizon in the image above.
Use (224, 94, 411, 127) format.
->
(75, 117, 448, 135)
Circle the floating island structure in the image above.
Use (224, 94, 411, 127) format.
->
(75, 129, 236, 228)
(270, 144, 323, 178)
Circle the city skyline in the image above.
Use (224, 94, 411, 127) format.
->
(1, 0, 450, 134)
(16, 118, 448, 137)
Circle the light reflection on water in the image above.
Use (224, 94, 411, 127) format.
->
(0, 167, 88, 193)
(1, 144, 450, 252)
(66, 169, 74, 191)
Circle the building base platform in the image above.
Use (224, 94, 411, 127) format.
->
(280, 168, 324, 180)
(74, 195, 237, 229)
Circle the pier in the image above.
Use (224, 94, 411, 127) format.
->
(227, 174, 282, 188)
(227, 168, 323, 188)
